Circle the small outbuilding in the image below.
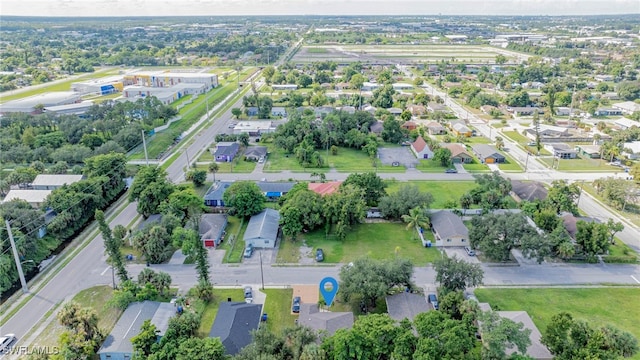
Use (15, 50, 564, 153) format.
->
(244, 208, 280, 248)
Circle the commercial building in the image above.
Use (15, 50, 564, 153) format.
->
(0, 91, 81, 114)
(32, 174, 84, 190)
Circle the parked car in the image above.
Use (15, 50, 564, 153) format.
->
(428, 293, 439, 310)
(292, 296, 301, 313)
(315, 248, 324, 262)
(464, 246, 476, 256)
(244, 286, 253, 303)
(445, 168, 458, 173)
(243, 244, 254, 258)
(0, 333, 16, 354)
(464, 292, 479, 303)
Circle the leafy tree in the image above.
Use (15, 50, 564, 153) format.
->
(129, 166, 175, 218)
(381, 117, 405, 143)
(575, 221, 610, 260)
(616, 81, 640, 101)
(342, 172, 387, 207)
(133, 225, 172, 264)
(413, 310, 476, 359)
(186, 169, 207, 187)
(379, 184, 434, 219)
(176, 337, 226, 360)
(159, 187, 203, 221)
(547, 180, 581, 215)
(56, 302, 104, 359)
(339, 257, 413, 310)
(132, 320, 158, 358)
(433, 147, 452, 167)
(372, 84, 395, 109)
(137, 268, 172, 297)
(208, 162, 219, 182)
(322, 184, 367, 240)
(95, 210, 128, 284)
(232, 108, 242, 118)
(478, 310, 532, 360)
(324, 314, 399, 360)
(279, 189, 324, 240)
(470, 213, 541, 262)
(434, 255, 484, 293)
(171, 227, 200, 258)
(223, 181, 265, 218)
(401, 207, 430, 239)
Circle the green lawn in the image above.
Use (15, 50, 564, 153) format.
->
(502, 130, 530, 144)
(475, 288, 640, 359)
(35, 285, 122, 347)
(385, 180, 478, 208)
(262, 289, 298, 334)
(294, 223, 440, 266)
(217, 217, 246, 263)
(416, 159, 449, 173)
(462, 160, 490, 172)
(539, 156, 619, 172)
(197, 289, 245, 337)
(197, 158, 256, 173)
(262, 144, 311, 172)
(498, 153, 523, 172)
(330, 148, 405, 173)
(465, 136, 492, 145)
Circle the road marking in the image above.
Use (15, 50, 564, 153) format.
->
(631, 275, 640, 284)
(101, 266, 112, 276)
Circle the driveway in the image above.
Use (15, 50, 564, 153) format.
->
(243, 248, 276, 265)
(292, 284, 319, 307)
(443, 247, 481, 264)
(378, 147, 418, 168)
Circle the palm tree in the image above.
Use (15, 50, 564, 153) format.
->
(494, 136, 505, 150)
(401, 207, 430, 239)
(208, 162, 219, 182)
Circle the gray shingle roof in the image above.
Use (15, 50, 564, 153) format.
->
(510, 181, 548, 202)
(430, 211, 468, 239)
(214, 142, 240, 157)
(385, 292, 430, 321)
(199, 214, 228, 242)
(209, 301, 262, 355)
(244, 208, 280, 244)
(471, 144, 505, 160)
(98, 301, 175, 356)
(204, 181, 234, 202)
(244, 146, 267, 159)
(298, 304, 354, 336)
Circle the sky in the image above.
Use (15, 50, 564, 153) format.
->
(1, 0, 639, 17)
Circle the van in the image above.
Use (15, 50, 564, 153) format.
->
(428, 293, 439, 310)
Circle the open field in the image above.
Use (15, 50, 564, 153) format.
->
(475, 288, 640, 360)
(416, 159, 449, 173)
(33, 285, 122, 347)
(539, 156, 619, 172)
(292, 45, 526, 64)
(278, 223, 439, 265)
(261, 289, 298, 334)
(197, 288, 245, 337)
(385, 180, 478, 208)
(330, 148, 406, 173)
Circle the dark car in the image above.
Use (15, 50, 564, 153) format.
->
(292, 296, 301, 313)
(428, 293, 439, 310)
(445, 168, 458, 173)
(243, 244, 254, 258)
(464, 246, 476, 256)
(315, 248, 324, 262)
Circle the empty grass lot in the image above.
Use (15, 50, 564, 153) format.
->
(34, 285, 122, 347)
(502, 130, 530, 144)
(497, 153, 523, 172)
(416, 160, 449, 173)
(282, 223, 440, 265)
(539, 156, 619, 172)
(262, 145, 312, 172)
(197, 288, 245, 337)
(261, 289, 298, 334)
(475, 287, 640, 359)
(329, 148, 405, 173)
(463, 160, 491, 172)
(385, 180, 478, 208)
(217, 216, 247, 264)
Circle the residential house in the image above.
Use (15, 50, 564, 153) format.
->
(392, 83, 414, 91)
(480, 105, 498, 115)
(245, 107, 259, 116)
(430, 210, 469, 247)
(339, 105, 356, 114)
(271, 107, 287, 117)
(427, 102, 447, 113)
(613, 101, 640, 115)
(214, 142, 240, 162)
(369, 121, 384, 135)
(203, 181, 233, 207)
(244, 146, 267, 162)
(545, 143, 577, 159)
(622, 141, 640, 160)
(244, 208, 280, 248)
(233, 121, 275, 136)
(470, 144, 505, 163)
(209, 301, 262, 355)
(200, 214, 228, 247)
(442, 143, 473, 163)
(614, 117, 639, 130)
(363, 105, 376, 114)
(98, 301, 175, 360)
(388, 107, 403, 116)
(450, 121, 473, 137)
(272, 84, 298, 91)
(361, 82, 381, 91)
(508, 107, 539, 117)
(298, 304, 354, 336)
(426, 121, 446, 135)
(510, 181, 548, 203)
(562, 213, 599, 240)
(314, 106, 335, 118)
(555, 107, 572, 116)
(407, 104, 427, 116)
(594, 74, 614, 82)
(478, 304, 553, 360)
(594, 108, 623, 116)
(575, 144, 601, 159)
(257, 181, 296, 200)
(31, 174, 84, 190)
(334, 82, 350, 91)
(2, 190, 51, 208)
(402, 121, 418, 131)
(308, 181, 342, 196)
(411, 136, 433, 159)
(385, 292, 430, 322)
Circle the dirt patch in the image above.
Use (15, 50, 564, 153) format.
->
(299, 241, 315, 265)
(292, 285, 319, 305)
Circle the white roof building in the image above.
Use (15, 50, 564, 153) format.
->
(3, 190, 52, 208)
(614, 117, 639, 130)
(613, 101, 640, 115)
(0, 92, 81, 114)
(44, 101, 95, 116)
(32, 174, 84, 190)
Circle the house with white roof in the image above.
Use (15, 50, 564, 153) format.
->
(614, 117, 639, 130)
(613, 101, 640, 115)
(622, 141, 640, 160)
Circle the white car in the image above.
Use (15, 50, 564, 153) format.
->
(0, 334, 16, 354)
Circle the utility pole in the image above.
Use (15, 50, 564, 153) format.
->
(259, 250, 265, 290)
(185, 148, 191, 169)
(141, 130, 149, 166)
(6, 220, 28, 294)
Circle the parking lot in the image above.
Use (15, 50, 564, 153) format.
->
(378, 147, 418, 168)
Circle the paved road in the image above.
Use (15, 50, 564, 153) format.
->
(2, 202, 138, 347)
